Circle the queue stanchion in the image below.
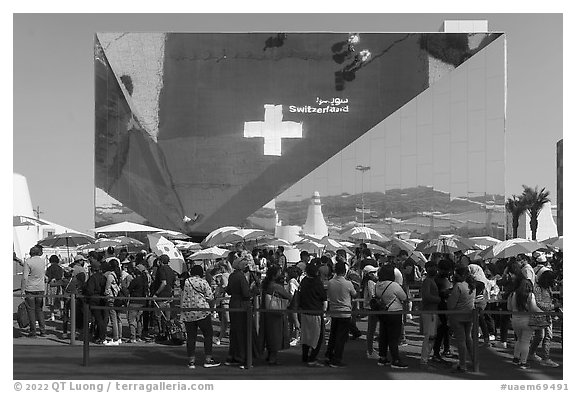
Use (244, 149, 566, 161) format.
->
(246, 304, 253, 369)
(472, 308, 480, 373)
(70, 294, 76, 346)
(82, 301, 90, 367)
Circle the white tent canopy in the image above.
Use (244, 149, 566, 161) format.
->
(94, 221, 165, 233)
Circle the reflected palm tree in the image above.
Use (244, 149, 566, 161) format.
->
(505, 195, 526, 239)
(521, 185, 551, 241)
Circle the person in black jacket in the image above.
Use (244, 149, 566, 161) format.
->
(225, 257, 251, 369)
(83, 260, 107, 344)
(299, 260, 327, 367)
(127, 265, 148, 342)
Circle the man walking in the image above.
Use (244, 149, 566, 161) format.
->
(21, 245, 47, 338)
(325, 261, 356, 368)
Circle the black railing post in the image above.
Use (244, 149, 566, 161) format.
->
(70, 294, 76, 346)
(82, 302, 90, 367)
(246, 304, 253, 369)
(472, 308, 480, 373)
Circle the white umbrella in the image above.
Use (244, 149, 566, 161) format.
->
(319, 237, 354, 255)
(469, 236, 502, 250)
(190, 246, 230, 260)
(174, 241, 202, 251)
(343, 226, 389, 242)
(479, 238, 547, 259)
(155, 230, 190, 240)
(294, 238, 323, 254)
(201, 226, 239, 247)
(94, 221, 165, 235)
(260, 238, 292, 247)
(542, 236, 563, 250)
(220, 229, 271, 244)
(147, 234, 186, 274)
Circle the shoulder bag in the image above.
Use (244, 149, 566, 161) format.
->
(265, 290, 289, 311)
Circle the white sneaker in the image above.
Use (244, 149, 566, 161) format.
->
(103, 340, 119, 346)
(366, 351, 379, 360)
(489, 335, 496, 341)
(116, 339, 122, 345)
(213, 337, 221, 346)
(290, 338, 299, 347)
(540, 359, 559, 368)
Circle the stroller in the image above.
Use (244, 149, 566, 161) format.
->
(152, 300, 186, 345)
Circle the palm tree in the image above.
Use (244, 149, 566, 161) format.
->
(505, 195, 527, 239)
(521, 185, 551, 240)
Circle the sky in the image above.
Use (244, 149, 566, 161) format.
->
(12, 13, 563, 233)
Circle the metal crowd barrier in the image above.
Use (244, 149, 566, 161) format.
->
(14, 293, 563, 373)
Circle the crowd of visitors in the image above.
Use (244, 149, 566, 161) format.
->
(18, 241, 562, 372)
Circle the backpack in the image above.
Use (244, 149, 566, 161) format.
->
(369, 282, 395, 311)
(111, 273, 128, 307)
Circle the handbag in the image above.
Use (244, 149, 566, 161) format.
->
(16, 301, 29, 328)
(265, 291, 288, 310)
(167, 320, 187, 345)
(529, 313, 550, 329)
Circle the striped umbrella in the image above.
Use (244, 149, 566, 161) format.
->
(386, 237, 416, 256)
(342, 226, 389, 242)
(416, 236, 478, 254)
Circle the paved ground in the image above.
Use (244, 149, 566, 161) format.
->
(13, 314, 563, 380)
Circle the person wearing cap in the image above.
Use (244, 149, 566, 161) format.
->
(21, 245, 47, 338)
(127, 264, 149, 343)
(225, 256, 251, 369)
(362, 264, 379, 359)
(533, 253, 552, 282)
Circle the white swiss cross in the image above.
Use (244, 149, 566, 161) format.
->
(244, 104, 303, 156)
